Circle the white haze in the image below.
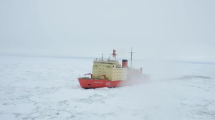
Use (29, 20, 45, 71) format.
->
(1, 1, 215, 120)
(0, 0, 215, 62)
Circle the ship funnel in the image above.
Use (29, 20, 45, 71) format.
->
(122, 59, 128, 68)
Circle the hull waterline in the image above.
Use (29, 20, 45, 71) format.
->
(78, 77, 147, 88)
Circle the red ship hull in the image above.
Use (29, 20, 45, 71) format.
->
(78, 76, 147, 88)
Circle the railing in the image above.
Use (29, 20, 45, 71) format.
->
(80, 77, 91, 79)
(94, 58, 116, 62)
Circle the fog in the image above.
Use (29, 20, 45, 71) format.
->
(0, 0, 215, 62)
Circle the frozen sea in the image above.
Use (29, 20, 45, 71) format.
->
(0, 56, 215, 120)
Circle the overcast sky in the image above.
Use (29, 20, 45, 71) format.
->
(0, 0, 215, 61)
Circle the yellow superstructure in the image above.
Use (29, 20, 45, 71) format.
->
(92, 59, 127, 81)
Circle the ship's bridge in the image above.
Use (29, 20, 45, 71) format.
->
(92, 59, 127, 81)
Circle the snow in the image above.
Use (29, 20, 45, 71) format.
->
(0, 56, 215, 120)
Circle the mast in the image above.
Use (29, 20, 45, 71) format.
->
(112, 49, 117, 61)
(102, 54, 103, 61)
(129, 48, 134, 68)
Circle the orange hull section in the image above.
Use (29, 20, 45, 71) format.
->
(78, 78, 146, 88)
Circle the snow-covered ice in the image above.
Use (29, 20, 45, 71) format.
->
(0, 56, 215, 120)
